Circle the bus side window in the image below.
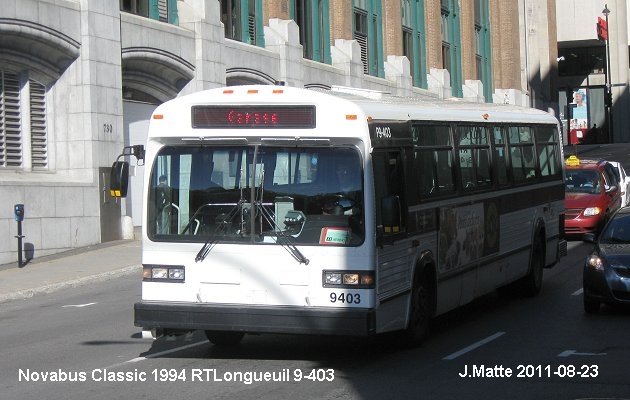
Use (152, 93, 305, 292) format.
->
(535, 126, 561, 178)
(493, 127, 509, 186)
(508, 126, 536, 182)
(436, 150, 455, 193)
(476, 149, 491, 185)
(414, 149, 436, 198)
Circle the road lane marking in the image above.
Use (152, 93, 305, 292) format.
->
(558, 349, 606, 357)
(443, 331, 506, 360)
(104, 340, 209, 370)
(572, 288, 583, 296)
(62, 302, 97, 308)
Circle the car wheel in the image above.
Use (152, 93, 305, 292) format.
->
(583, 296, 600, 314)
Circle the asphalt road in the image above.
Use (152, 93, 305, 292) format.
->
(2, 238, 630, 400)
(3, 143, 630, 400)
(566, 143, 630, 171)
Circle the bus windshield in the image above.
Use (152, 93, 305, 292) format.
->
(148, 145, 364, 246)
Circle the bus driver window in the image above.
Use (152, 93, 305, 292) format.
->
(322, 158, 361, 216)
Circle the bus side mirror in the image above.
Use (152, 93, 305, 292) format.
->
(110, 161, 129, 198)
(381, 195, 401, 234)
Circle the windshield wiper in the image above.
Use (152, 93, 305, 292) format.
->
(195, 145, 309, 265)
(251, 145, 309, 265)
(195, 200, 244, 262)
(257, 204, 309, 265)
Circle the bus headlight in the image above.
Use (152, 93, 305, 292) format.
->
(143, 265, 185, 282)
(169, 268, 185, 280)
(323, 270, 374, 288)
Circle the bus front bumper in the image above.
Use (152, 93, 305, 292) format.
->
(134, 301, 376, 336)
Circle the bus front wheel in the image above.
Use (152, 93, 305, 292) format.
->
(205, 331, 244, 346)
(402, 270, 433, 346)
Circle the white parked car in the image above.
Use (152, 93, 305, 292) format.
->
(608, 161, 630, 207)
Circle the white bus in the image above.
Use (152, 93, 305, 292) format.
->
(112, 85, 566, 346)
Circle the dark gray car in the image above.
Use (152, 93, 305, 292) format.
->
(583, 207, 630, 313)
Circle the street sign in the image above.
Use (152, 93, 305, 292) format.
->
(597, 17, 608, 41)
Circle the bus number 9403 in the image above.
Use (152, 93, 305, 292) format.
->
(330, 292, 361, 304)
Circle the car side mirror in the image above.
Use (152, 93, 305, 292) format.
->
(605, 184, 618, 194)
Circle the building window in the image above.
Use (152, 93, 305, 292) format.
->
(558, 46, 606, 76)
(120, 0, 178, 25)
(401, 0, 427, 88)
(441, 9, 452, 75)
(291, 0, 331, 63)
(120, 0, 149, 17)
(441, 0, 462, 97)
(222, 0, 241, 41)
(221, 0, 264, 46)
(402, 27, 413, 69)
(354, 9, 369, 74)
(353, 0, 383, 77)
(0, 71, 47, 170)
(474, 0, 492, 101)
(474, 0, 481, 80)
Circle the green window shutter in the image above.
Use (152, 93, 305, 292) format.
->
(149, 0, 159, 20)
(321, 0, 331, 64)
(168, 0, 179, 24)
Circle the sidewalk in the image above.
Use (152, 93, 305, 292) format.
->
(0, 237, 141, 303)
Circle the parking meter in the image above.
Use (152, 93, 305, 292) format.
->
(14, 204, 24, 222)
(14, 204, 25, 267)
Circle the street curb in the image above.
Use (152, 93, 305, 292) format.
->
(0, 264, 142, 304)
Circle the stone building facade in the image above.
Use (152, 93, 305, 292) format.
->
(0, 0, 558, 264)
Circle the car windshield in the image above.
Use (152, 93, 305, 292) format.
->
(565, 169, 601, 194)
(147, 145, 365, 246)
(599, 214, 630, 244)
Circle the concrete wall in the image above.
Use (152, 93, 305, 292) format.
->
(0, 0, 554, 265)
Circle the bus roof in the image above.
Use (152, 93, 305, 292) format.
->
(322, 86, 558, 125)
(149, 85, 559, 139)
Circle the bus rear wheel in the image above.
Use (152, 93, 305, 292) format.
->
(520, 237, 544, 297)
(205, 331, 244, 346)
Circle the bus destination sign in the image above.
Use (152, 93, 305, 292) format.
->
(192, 105, 316, 129)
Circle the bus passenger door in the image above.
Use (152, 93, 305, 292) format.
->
(374, 150, 406, 243)
(374, 150, 415, 324)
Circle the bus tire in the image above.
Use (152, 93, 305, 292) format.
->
(402, 268, 433, 347)
(520, 236, 544, 297)
(205, 331, 244, 346)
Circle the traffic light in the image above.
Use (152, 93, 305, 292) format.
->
(605, 90, 613, 107)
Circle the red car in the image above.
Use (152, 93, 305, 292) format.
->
(564, 156, 622, 236)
